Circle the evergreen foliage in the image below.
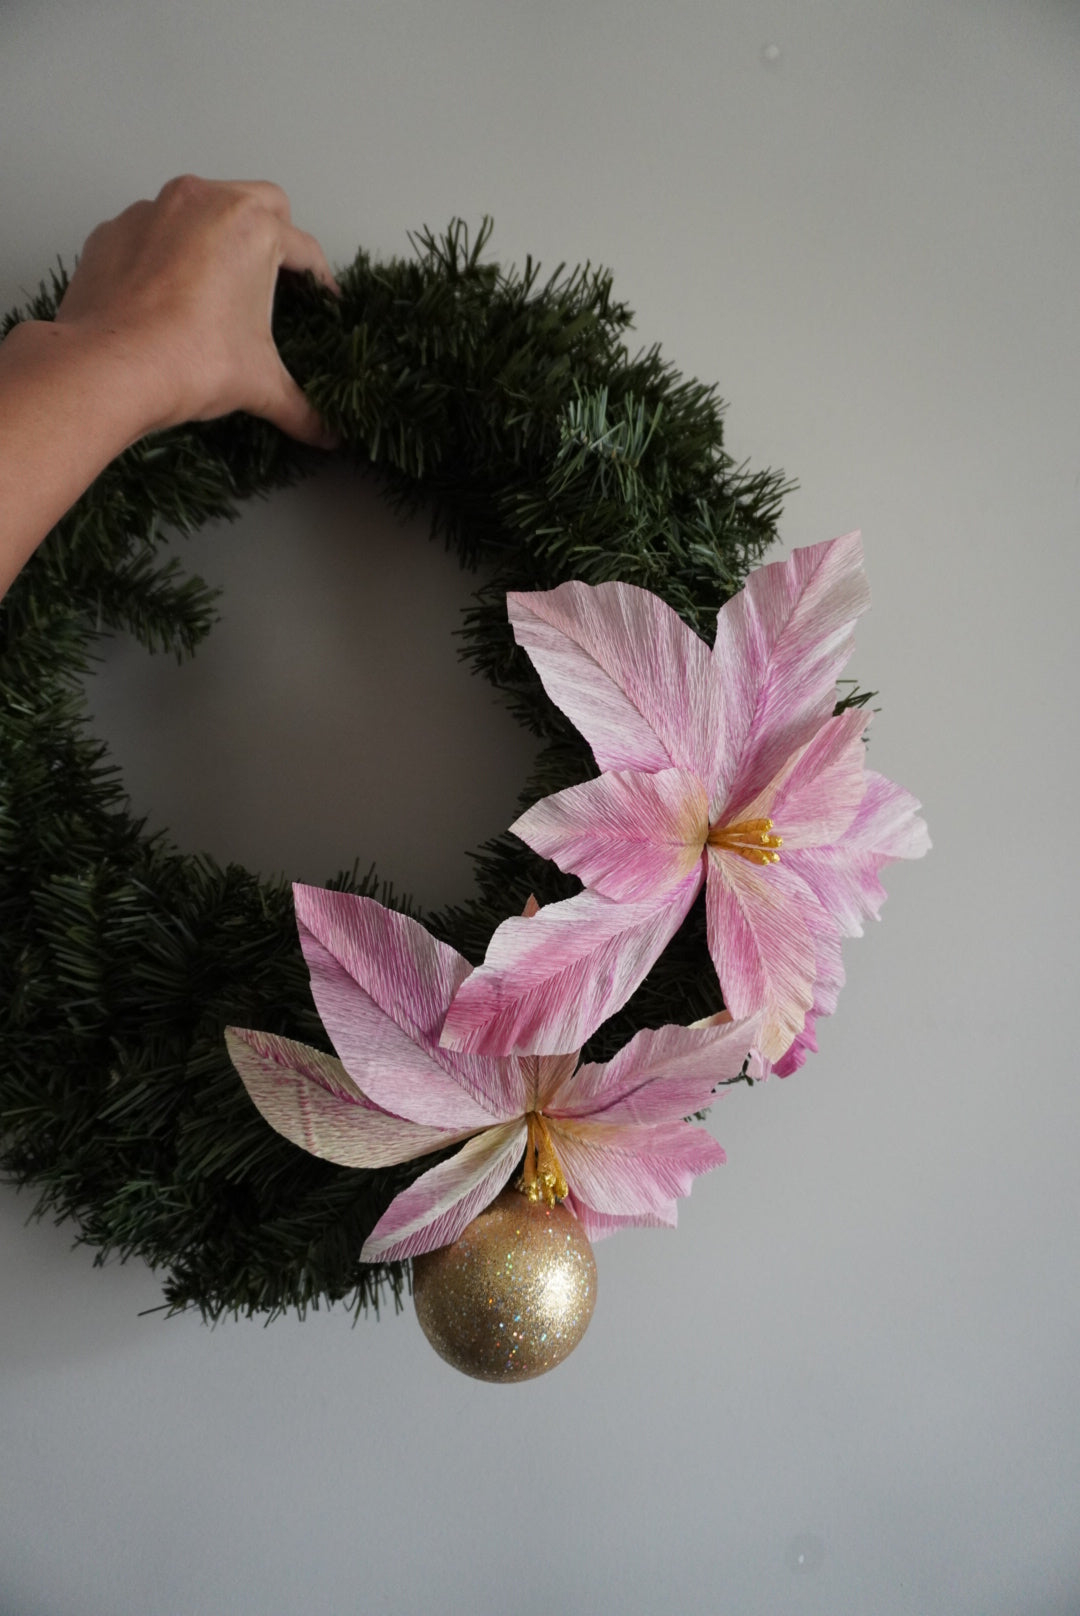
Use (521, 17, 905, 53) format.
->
(1, 221, 805, 1320)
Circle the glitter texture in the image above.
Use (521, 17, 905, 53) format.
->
(412, 1189, 597, 1382)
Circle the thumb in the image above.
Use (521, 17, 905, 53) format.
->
(263, 360, 341, 450)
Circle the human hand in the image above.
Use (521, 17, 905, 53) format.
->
(53, 173, 341, 448)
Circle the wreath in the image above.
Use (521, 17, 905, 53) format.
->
(0, 219, 810, 1322)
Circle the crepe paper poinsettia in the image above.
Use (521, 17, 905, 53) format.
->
(440, 532, 930, 1064)
(224, 885, 760, 1263)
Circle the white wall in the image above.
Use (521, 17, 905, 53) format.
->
(2, 4, 1078, 1613)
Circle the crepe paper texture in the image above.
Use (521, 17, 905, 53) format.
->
(440, 533, 930, 1065)
(225, 887, 760, 1263)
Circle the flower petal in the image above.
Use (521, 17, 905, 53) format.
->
(783, 770, 931, 937)
(563, 1189, 679, 1242)
(293, 885, 527, 1127)
(439, 867, 703, 1057)
(736, 707, 871, 847)
(745, 883, 846, 1078)
(771, 1015, 819, 1078)
(544, 1014, 760, 1124)
(705, 852, 823, 1062)
(532, 1051, 579, 1109)
(225, 1027, 471, 1168)
(508, 582, 725, 781)
(359, 1120, 528, 1262)
(710, 532, 870, 814)
(511, 768, 708, 903)
(851, 770, 932, 860)
(550, 1117, 725, 1215)
(806, 905, 846, 1022)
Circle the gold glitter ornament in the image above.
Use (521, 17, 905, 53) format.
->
(412, 1188, 597, 1382)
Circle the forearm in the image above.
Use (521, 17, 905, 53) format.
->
(0, 319, 161, 600)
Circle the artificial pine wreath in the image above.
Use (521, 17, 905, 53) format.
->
(0, 219, 802, 1322)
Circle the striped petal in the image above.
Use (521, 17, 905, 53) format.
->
(705, 852, 822, 1062)
(544, 1014, 760, 1124)
(359, 1120, 528, 1262)
(550, 1117, 725, 1216)
(734, 708, 871, 848)
(225, 1027, 471, 1168)
(440, 867, 703, 1057)
(710, 532, 870, 815)
(755, 929, 841, 1079)
(770, 1015, 820, 1078)
(851, 770, 931, 860)
(508, 582, 725, 783)
(293, 885, 527, 1127)
(511, 768, 709, 903)
(807, 899, 845, 1022)
(563, 1189, 679, 1242)
(743, 866, 847, 1078)
(783, 770, 931, 937)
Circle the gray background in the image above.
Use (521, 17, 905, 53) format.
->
(2, 3, 1078, 1613)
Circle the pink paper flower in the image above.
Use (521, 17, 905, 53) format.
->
(225, 885, 760, 1262)
(440, 532, 930, 1064)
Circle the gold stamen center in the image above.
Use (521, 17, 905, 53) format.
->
(706, 816, 783, 865)
(519, 1112, 569, 1206)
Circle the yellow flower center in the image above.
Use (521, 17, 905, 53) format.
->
(706, 816, 783, 865)
(520, 1112, 568, 1206)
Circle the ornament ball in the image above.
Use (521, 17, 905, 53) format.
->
(412, 1188, 597, 1382)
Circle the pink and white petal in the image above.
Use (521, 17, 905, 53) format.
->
(551, 1117, 725, 1215)
(544, 1014, 760, 1124)
(745, 1044, 773, 1081)
(439, 867, 704, 1057)
(359, 1120, 528, 1263)
(533, 1051, 580, 1110)
(771, 1014, 819, 1078)
(710, 532, 871, 815)
(782, 847, 885, 939)
(295, 922, 504, 1129)
(225, 1027, 471, 1168)
(735, 708, 870, 848)
(513, 901, 556, 1111)
(752, 909, 842, 1080)
(688, 1009, 734, 1028)
(294, 885, 527, 1125)
(705, 852, 821, 1063)
(807, 913, 845, 1024)
(511, 768, 708, 903)
(294, 884, 469, 1047)
(783, 772, 930, 938)
(846, 770, 931, 860)
(563, 1189, 679, 1242)
(508, 582, 726, 783)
